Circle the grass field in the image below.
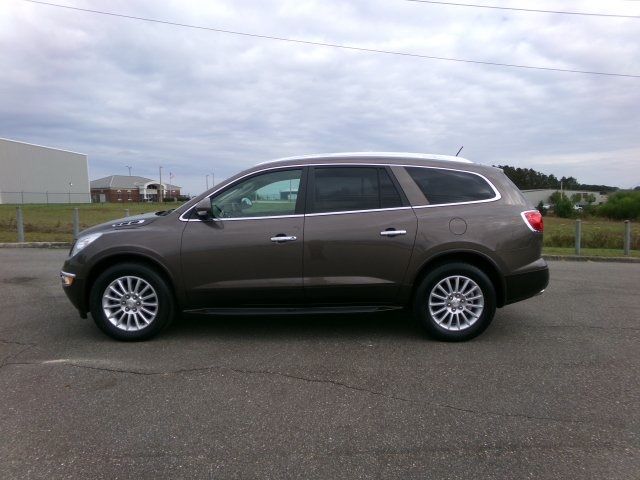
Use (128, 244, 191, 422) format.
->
(0, 203, 182, 242)
(543, 216, 639, 250)
(543, 247, 640, 258)
(0, 204, 637, 257)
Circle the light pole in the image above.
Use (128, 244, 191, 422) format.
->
(68, 182, 73, 204)
(158, 166, 163, 203)
(126, 165, 132, 176)
(205, 174, 210, 190)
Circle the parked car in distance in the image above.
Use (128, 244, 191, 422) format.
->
(574, 204, 584, 212)
(61, 153, 549, 342)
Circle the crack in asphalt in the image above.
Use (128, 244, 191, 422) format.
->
(228, 367, 415, 403)
(0, 358, 610, 428)
(537, 325, 640, 332)
(224, 368, 607, 426)
(0, 344, 37, 370)
(0, 338, 37, 347)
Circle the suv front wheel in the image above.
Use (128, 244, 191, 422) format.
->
(414, 262, 496, 341)
(89, 262, 175, 341)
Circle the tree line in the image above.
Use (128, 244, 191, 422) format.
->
(494, 165, 618, 193)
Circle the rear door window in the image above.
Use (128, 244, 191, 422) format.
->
(405, 167, 496, 205)
(309, 167, 403, 214)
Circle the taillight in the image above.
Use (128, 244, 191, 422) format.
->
(521, 210, 543, 232)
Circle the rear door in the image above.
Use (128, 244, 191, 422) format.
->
(181, 167, 306, 308)
(303, 166, 417, 305)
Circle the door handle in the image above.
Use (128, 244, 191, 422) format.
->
(380, 229, 407, 237)
(270, 235, 297, 243)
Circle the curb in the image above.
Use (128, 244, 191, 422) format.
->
(0, 242, 71, 249)
(543, 254, 640, 264)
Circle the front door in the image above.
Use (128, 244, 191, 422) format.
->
(303, 166, 417, 305)
(181, 168, 306, 308)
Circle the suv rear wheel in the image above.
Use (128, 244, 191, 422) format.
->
(89, 263, 175, 341)
(414, 262, 496, 341)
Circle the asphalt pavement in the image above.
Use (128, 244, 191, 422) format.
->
(0, 249, 638, 479)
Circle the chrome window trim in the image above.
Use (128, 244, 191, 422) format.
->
(182, 214, 304, 223)
(179, 162, 501, 222)
(306, 206, 414, 217)
(412, 196, 500, 209)
(406, 168, 502, 208)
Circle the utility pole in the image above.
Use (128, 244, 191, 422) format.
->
(211, 172, 215, 188)
(126, 165, 132, 176)
(68, 182, 73, 204)
(158, 166, 163, 203)
(206, 174, 210, 190)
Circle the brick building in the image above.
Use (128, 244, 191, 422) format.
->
(90, 175, 181, 203)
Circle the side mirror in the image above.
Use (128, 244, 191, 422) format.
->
(194, 198, 214, 220)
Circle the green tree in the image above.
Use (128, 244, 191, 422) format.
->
(598, 191, 640, 220)
(536, 200, 547, 216)
(555, 196, 575, 218)
(561, 176, 580, 190)
(549, 191, 562, 205)
(571, 193, 582, 204)
(494, 164, 617, 192)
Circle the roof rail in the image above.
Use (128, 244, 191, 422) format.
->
(258, 152, 473, 165)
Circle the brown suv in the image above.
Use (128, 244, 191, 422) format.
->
(60, 153, 548, 341)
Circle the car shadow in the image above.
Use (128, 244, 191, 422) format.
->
(166, 310, 425, 341)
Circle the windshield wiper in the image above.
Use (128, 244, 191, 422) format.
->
(155, 209, 174, 216)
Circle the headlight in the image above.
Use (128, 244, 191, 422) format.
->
(70, 232, 102, 257)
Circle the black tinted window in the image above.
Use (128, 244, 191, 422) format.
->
(379, 168, 403, 208)
(311, 167, 402, 213)
(406, 167, 495, 205)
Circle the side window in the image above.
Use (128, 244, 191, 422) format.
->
(310, 167, 403, 214)
(211, 169, 301, 218)
(379, 168, 403, 208)
(405, 167, 495, 205)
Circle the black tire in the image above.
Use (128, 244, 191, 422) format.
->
(413, 262, 496, 341)
(89, 262, 175, 341)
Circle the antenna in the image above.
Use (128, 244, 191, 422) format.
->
(455, 146, 464, 157)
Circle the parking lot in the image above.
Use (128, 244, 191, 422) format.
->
(0, 249, 638, 479)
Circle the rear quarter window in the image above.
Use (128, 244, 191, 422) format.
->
(405, 167, 496, 205)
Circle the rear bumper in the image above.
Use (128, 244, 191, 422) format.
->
(503, 259, 549, 305)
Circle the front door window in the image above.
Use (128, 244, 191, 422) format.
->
(211, 169, 302, 218)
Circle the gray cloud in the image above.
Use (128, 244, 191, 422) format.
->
(1, 0, 639, 195)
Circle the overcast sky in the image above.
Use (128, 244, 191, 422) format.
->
(1, 0, 639, 195)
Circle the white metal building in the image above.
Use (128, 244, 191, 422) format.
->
(0, 138, 91, 204)
(521, 189, 609, 206)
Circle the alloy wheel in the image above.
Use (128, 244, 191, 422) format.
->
(428, 275, 484, 331)
(102, 276, 159, 331)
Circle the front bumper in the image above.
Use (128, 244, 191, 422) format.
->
(503, 259, 549, 305)
(61, 266, 88, 318)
